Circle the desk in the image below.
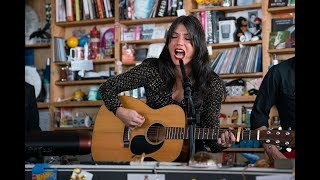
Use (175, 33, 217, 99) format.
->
(25, 164, 293, 180)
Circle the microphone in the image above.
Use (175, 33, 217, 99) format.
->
(179, 59, 191, 89)
(25, 131, 92, 157)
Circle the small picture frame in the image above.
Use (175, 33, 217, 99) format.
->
(222, 152, 236, 166)
(218, 20, 236, 43)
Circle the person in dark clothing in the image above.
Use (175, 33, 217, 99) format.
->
(25, 82, 42, 163)
(25, 82, 41, 131)
(250, 56, 295, 163)
(99, 15, 235, 161)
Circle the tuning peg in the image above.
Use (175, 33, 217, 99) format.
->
(286, 147, 292, 152)
(268, 126, 273, 130)
(278, 126, 282, 130)
(285, 141, 290, 146)
(276, 145, 282, 151)
(288, 127, 292, 131)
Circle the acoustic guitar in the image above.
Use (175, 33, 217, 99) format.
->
(92, 96, 295, 162)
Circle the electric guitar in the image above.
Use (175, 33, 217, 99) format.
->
(91, 96, 295, 162)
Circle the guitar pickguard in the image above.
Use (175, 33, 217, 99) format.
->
(130, 135, 164, 155)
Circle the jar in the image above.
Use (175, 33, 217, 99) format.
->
(88, 86, 99, 101)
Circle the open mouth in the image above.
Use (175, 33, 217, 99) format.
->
(174, 49, 185, 59)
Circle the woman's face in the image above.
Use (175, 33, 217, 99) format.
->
(169, 24, 194, 67)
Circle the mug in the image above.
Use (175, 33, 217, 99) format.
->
(70, 47, 84, 60)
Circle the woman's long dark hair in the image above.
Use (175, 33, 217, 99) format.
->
(158, 15, 220, 97)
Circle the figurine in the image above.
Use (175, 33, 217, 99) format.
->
(251, 17, 262, 41)
(235, 16, 252, 42)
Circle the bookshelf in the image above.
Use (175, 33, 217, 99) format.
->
(43, 0, 295, 131)
(47, 0, 186, 131)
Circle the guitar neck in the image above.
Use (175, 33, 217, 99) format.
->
(164, 127, 258, 141)
(163, 127, 295, 147)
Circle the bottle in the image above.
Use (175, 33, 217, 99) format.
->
(44, 58, 51, 102)
(89, 26, 100, 60)
(269, 54, 278, 69)
(116, 60, 123, 75)
(273, 54, 278, 65)
(44, 58, 50, 83)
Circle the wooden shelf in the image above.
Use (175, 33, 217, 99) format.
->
(121, 39, 166, 44)
(189, 4, 262, 13)
(219, 72, 263, 79)
(54, 127, 93, 131)
(52, 100, 103, 107)
(268, 48, 295, 54)
(224, 96, 256, 103)
(220, 124, 250, 128)
(223, 148, 265, 152)
(120, 16, 177, 26)
(55, 79, 106, 86)
(268, 6, 295, 14)
(37, 102, 50, 109)
(55, 17, 115, 27)
(25, 43, 51, 48)
(54, 59, 116, 66)
(209, 40, 262, 49)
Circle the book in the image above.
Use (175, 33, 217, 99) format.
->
(133, 0, 156, 19)
(271, 18, 295, 32)
(269, 31, 291, 49)
(268, 0, 288, 8)
(155, 0, 168, 17)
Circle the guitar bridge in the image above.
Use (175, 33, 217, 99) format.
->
(123, 126, 130, 148)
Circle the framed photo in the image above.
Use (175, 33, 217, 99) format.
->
(222, 152, 236, 166)
(218, 20, 236, 43)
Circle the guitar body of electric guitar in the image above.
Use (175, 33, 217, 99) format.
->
(92, 96, 187, 162)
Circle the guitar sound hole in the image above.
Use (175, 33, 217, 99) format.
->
(147, 123, 165, 145)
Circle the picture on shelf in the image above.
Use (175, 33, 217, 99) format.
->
(60, 107, 74, 128)
(100, 26, 115, 58)
(218, 19, 236, 43)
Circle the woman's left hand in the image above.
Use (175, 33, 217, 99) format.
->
(217, 127, 236, 148)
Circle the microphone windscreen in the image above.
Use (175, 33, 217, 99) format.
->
(25, 130, 92, 156)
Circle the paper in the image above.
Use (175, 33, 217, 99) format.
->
(207, 46, 212, 56)
(256, 174, 294, 180)
(70, 60, 93, 71)
(146, 43, 165, 58)
(127, 174, 165, 180)
(177, 9, 186, 16)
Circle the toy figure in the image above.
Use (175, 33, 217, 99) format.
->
(251, 17, 262, 40)
(235, 16, 252, 42)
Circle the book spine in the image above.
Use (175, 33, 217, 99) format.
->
(66, 0, 74, 21)
(156, 0, 167, 17)
(75, 0, 80, 21)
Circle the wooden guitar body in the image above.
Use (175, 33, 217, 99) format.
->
(92, 96, 186, 162)
(92, 96, 295, 162)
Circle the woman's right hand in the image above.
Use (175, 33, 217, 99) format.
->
(116, 107, 145, 130)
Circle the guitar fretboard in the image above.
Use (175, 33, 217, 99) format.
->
(153, 127, 259, 140)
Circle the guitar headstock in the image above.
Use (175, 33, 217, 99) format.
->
(259, 129, 295, 147)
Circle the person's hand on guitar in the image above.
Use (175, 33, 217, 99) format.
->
(257, 126, 287, 163)
(217, 127, 236, 148)
(116, 107, 145, 130)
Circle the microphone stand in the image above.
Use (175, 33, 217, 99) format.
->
(179, 60, 197, 160)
